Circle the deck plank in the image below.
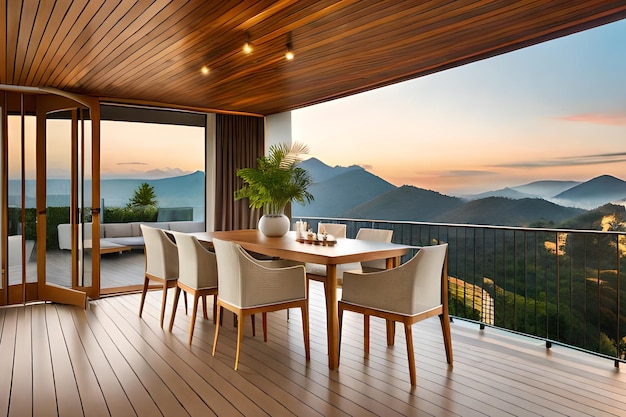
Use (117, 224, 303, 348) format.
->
(45, 304, 85, 417)
(32, 305, 57, 417)
(0, 308, 17, 416)
(65, 305, 137, 417)
(94, 297, 221, 417)
(10, 305, 33, 417)
(88, 302, 190, 417)
(2, 279, 626, 417)
(114, 293, 289, 416)
(84, 302, 163, 417)
(55, 305, 111, 417)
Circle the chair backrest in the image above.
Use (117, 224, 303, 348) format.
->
(409, 244, 448, 312)
(141, 224, 178, 279)
(170, 231, 217, 290)
(355, 228, 393, 242)
(342, 243, 448, 316)
(212, 238, 245, 307)
(356, 228, 393, 270)
(213, 238, 306, 308)
(319, 223, 347, 238)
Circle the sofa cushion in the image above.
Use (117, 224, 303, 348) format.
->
(131, 222, 170, 237)
(58, 223, 105, 249)
(104, 237, 145, 247)
(104, 223, 133, 238)
(168, 221, 205, 233)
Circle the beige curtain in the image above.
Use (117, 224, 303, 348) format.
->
(215, 114, 264, 231)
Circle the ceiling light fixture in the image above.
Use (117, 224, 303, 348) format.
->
(243, 32, 252, 54)
(285, 32, 294, 60)
(200, 65, 210, 75)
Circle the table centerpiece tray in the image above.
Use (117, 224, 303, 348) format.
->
(296, 237, 337, 246)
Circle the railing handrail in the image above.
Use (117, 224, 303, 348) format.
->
(299, 215, 626, 236)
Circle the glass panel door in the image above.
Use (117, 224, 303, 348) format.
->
(1, 94, 38, 305)
(44, 110, 73, 288)
(7, 114, 37, 286)
(35, 95, 98, 307)
(43, 108, 93, 292)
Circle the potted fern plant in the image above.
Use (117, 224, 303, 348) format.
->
(234, 142, 314, 236)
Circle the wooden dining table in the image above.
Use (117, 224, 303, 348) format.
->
(190, 229, 410, 370)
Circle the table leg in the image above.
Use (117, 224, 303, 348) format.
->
(325, 264, 339, 370)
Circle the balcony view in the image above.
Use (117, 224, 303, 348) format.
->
(2, 3, 626, 416)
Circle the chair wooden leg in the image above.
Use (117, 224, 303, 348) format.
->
(188, 293, 199, 345)
(364, 314, 370, 354)
(168, 286, 181, 332)
(251, 314, 256, 337)
(183, 291, 188, 315)
(202, 295, 208, 319)
(301, 303, 310, 360)
(212, 296, 217, 325)
(386, 319, 396, 346)
(262, 312, 268, 343)
(440, 313, 454, 364)
(138, 276, 150, 318)
(212, 302, 222, 356)
(404, 322, 417, 386)
(234, 313, 244, 371)
(159, 281, 169, 328)
(338, 305, 344, 365)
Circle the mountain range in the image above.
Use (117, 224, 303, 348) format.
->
(8, 171, 206, 221)
(292, 158, 626, 228)
(10, 158, 625, 229)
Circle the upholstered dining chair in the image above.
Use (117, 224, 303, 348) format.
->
(355, 228, 393, 271)
(168, 231, 219, 345)
(211, 238, 310, 370)
(338, 243, 452, 386)
(139, 224, 185, 328)
(317, 222, 347, 239)
(306, 227, 393, 288)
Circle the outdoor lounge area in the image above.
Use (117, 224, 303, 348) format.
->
(57, 221, 205, 253)
(2, 280, 625, 417)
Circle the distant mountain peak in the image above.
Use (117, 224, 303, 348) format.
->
(461, 187, 536, 201)
(553, 175, 626, 209)
(299, 157, 363, 183)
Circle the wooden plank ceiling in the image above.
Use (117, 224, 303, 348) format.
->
(2, 0, 626, 116)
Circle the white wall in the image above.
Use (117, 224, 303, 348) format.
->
(265, 112, 292, 152)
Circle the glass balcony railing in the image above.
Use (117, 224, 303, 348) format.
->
(296, 216, 626, 366)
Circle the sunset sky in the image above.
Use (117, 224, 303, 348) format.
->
(291, 18, 626, 195)
(8, 19, 625, 197)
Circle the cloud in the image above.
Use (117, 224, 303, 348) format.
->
(492, 152, 626, 168)
(359, 164, 373, 170)
(439, 170, 497, 177)
(556, 112, 626, 126)
(131, 167, 191, 179)
(390, 170, 496, 185)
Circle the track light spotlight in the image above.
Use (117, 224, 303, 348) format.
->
(285, 32, 294, 60)
(243, 32, 252, 54)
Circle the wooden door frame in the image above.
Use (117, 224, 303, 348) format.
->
(33, 92, 101, 306)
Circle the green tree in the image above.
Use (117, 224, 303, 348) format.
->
(127, 182, 158, 209)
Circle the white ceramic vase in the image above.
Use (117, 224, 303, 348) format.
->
(258, 214, 290, 237)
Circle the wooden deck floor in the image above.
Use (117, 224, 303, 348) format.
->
(1, 280, 625, 417)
